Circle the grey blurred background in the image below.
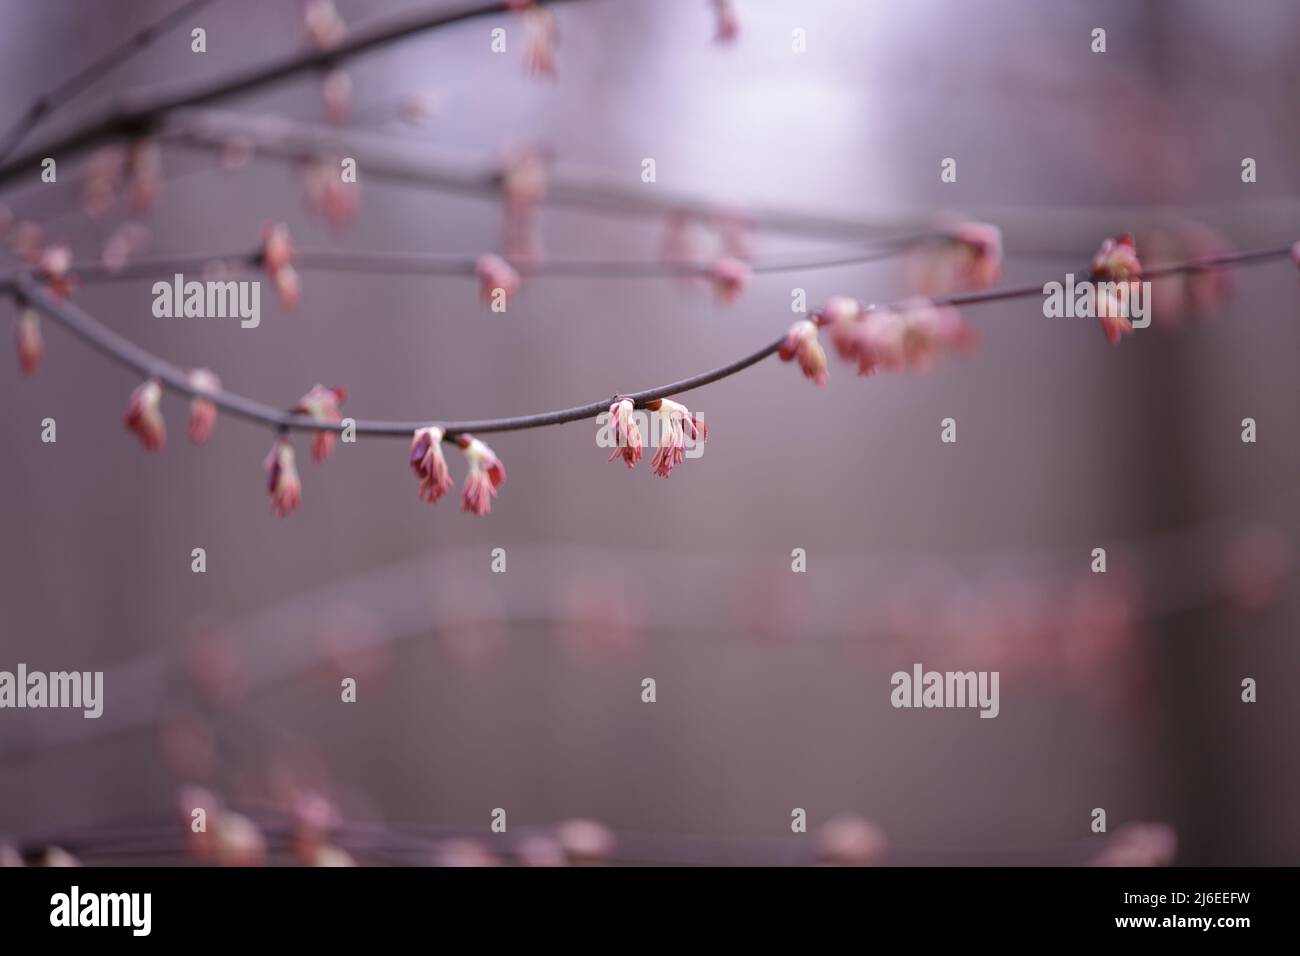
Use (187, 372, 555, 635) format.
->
(1, 0, 1298, 864)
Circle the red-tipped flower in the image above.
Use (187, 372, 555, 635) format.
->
(778, 319, 829, 385)
(186, 368, 221, 446)
(124, 380, 166, 451)
(14, 308, 42, 376)
(647, 398, 703, 478)
(265, 438, 302, 517)
(294, 385, 346, 463)
(1091, 233, 1143, 345)
(410, 426, 454, 504)
(607, 398, 643, 469)
(458, 435, 506, 516)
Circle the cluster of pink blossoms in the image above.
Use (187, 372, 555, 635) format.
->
(605, 397, 706, 478)
(804, 296, 976, 383)
(409, 427, 507, 515)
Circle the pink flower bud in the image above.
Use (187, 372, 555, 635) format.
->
(818, 295, 865, 359)
(127, 137, 163, 211)
(817, 814, 887, 866)
(410, 426, 454, 504)
(303, 0, 346, 51)
(607, 398, 643, 469)
(778, 319, 829, 385)
(124, 379, 166, 450)
(265, 437, 302, 517)
(554, 818, 616, 865)
(100, 221, 151, 273)
(897, 297, 974, 369)
(294, 384, 347, 463)
(646, 398, 703, 478)
(854, 307, 907, 375)
(186, 368, 221, 445)
(476, 253, 520, 305)
(14, 308, 42, 376)
(458, 435, 506, 516)
(707, 256, 750, 305)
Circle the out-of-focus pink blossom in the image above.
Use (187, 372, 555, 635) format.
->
(1091, 232, 1142, 281)
(607, 398, 643, 469)
(951, 221, 1003, 289)
(275, 264, 302, 310)
(712, 0, 740, 43)
(458, 435, 506, 516)
(186, 368, 221, 445)
(476, 253, 520, 306)
(438, 839, 500, 867)
(214, 811, 267, 867)
(501, 145, 549, 260)
(100, 221, 151, 272)
(1181, 221, 1236, 314)
(221, 135, 255, 170)
(294, 385, 347, 463)
(302, 156, 360, 228)
(819, 295, 865, 359)
(515, 833, 568, 867)
(897, 297, 975, 370)
(909, 220, 1002, 294)
(127, 137, 163, 211)
(817, 814, 888, 866)
(646, 398, 704, 478)
(39, 244, 75, 298)
(14, 308, 42, 376)
(554, 818, 616, 865)
(854, 307, 907, 375)
(1091, 822, 1177, 867)
(522, 8, 558, 77)
(778, 318, 829, 385)
(81, 147, 125, 218)
(410, 426, 454, 504)
(706, 256, 750, 305)
(303, 0, 346, 50)
(261, 222, 295, 274)
(265, 437, 302, 517)
(321, 69, 353, 124)
(9, 220, 44, 264)
(36, 847, 81, 867)
(124, 379, 166, 450)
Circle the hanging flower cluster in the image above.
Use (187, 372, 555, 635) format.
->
(293, 384, 347, 463)
(706, 256, 750, 304)
(909, 220, 1003, 295)
(602, 398, 706, 478)
(265, 437, 303, 518)
(410, 429, 507, 515)
(1089, 232, 1144, 345)
(260, 223, 302, 310)
(814, 295, 975, 377)
(778, 319, 829, 385)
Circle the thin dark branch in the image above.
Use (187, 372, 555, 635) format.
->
(0, 0, 582, 191)
(0, 0, 219, 163)
(5, 244, 1294, 441)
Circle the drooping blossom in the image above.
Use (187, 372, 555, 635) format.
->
(303, 0, 346, 50)
(321, 69, 353, 124)
(261, 223, 301, 309)
(819, 295, 866, 360)
(265, 437, 302, 517)
(706, 256, 750, 305)
(458, 435, 506, 516)
(908, 220, 1002, 295)
(186, 368, 222, 445)
(303, 156, 360, 228)
(502, 145, 549, 260)
(850, 307, 907, 375)
(712, 0, 740, 43)
(81, 147, 125, 218)
(14, 308, 42, 376)
(398, 89, 442, 125)
(606, 398, 643, 469)
(124, 379, 166, 450)
(1090, 233, 1143, 345)
(522, 7, 559, 77)
(646, 398, 704, 478)
(294, 385, 347, 463)
(778, 319, 829, 385)
(896, 297, 975, 370)
(476, 253, 521, 306)
(39, 244, 75, 298)
(410, 426, 454, 503)
(127, 137, 163, 211)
